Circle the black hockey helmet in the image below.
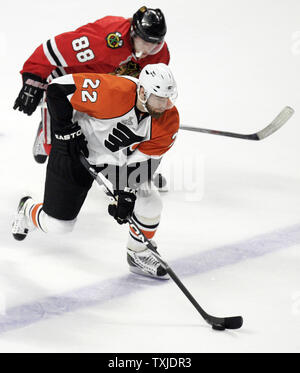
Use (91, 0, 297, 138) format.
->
(132, 6, 167, 43)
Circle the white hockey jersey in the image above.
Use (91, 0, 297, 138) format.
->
(48, 73, 179, 168)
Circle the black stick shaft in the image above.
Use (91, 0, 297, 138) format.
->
(79, 155, 243, 329)
(127, 214, 210, 320)
(80, 156, 210, 319)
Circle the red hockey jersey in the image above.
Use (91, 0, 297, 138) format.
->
(21, 16, 170, 80)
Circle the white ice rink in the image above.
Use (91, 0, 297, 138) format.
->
(0, 0, 300, 353)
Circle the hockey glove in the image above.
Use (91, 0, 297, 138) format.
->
(53, 122, 89, 160)
(108, 189, 137, 224)
(13, 73, 48, 115)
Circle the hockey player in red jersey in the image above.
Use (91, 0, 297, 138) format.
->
(13, 6, 170, 164)
(12, 63, 179, 280)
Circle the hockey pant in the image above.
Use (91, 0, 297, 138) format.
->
(28, 181, 162, 249)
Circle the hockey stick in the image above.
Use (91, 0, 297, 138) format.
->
(79, 154, 243, 331)
(180, 106, 294, 140)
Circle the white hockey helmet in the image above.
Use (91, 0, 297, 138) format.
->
(138, 63, 178, 109)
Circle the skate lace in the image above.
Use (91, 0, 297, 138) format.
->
(142, 252, 160, 268)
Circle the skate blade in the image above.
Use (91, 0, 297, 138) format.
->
(129, 266, 170, 280)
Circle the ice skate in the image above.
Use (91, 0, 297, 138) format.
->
(127, 246, 169, 280)
(12, 196, 34, 241)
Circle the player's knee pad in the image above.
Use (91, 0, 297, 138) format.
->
(39, 211, 76, 234)
(134, 181, 163, 220)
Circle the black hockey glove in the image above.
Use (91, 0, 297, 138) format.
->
(13, 73, 48, 115)
(53, 121, 89, 160)
(108, 189, 137, 225)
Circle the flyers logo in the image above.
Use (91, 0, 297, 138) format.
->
(106, 32, 123, 49)
(105, 122, 144, 152)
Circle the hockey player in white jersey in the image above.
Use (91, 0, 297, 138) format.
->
(12, 63, 179, 280)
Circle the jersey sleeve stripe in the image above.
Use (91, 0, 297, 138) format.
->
(43, 38, 68, 67)
(49, 66, 67, 80)
(50, 70, 59, 79)
(57, 66, 67, 75)
(46, 39, 62, 66)
(43, 41, 57, 66)
(50, 37, 68, 67)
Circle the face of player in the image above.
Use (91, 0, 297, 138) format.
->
(133, 36, 164, 59)
(145, 94, 172, 119)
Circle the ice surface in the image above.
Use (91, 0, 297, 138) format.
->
(0, 0, 300, 353)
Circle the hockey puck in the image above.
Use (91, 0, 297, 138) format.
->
(153, 173, 167, 189)
(212, 324, 226, 331)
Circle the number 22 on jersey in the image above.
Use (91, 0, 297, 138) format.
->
(81, 78, 100, 103)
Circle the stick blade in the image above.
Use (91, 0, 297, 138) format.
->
(256, 106, 295, 140)
(224, 315, 243, 329)
(206, 315, 243, 330)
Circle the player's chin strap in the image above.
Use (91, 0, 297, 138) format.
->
(79, 154, 243, 331)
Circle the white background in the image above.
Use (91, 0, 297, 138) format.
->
(0, 0, 300, 353)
